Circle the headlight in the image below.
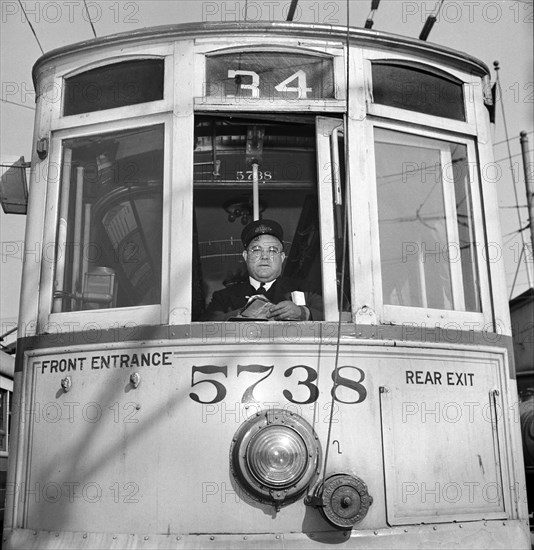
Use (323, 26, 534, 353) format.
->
(230, 408, 321, 509)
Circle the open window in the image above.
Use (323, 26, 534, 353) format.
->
(192, 115, 333, 321)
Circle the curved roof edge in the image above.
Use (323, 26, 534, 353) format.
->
(32, 21, 490, 84)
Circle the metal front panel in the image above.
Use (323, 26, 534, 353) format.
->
(3, 520, 532, 550)
(22, 339, 510, 534)
(379, 354, 507, 524)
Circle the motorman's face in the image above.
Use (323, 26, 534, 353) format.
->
(243, 234, 285, 282)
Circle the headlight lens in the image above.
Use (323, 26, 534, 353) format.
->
(248, 426, 308, 487)
(230, 409, 321, 508)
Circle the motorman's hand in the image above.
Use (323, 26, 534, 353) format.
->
(267, 301, 308, 321)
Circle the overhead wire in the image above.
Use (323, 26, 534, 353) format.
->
(376, 155, 467, 186)
(17, 0, 44, 54)
(494, 61, 533, 287)
(0, 98, 35, 111)
(0, 163, 31, 169)
(493, 130, 533, 147)
(320, 0, 351, 494)
(494, 150, 533, 164)
(509, 244, 527, 298)
(502, 225, 530, 239)
(83, 0, 98, 38)
(503, 231, 526, 249)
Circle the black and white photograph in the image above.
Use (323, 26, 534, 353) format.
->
(0, 1, 533, 548)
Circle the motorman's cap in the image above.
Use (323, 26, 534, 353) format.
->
(241, 219, 284, 248)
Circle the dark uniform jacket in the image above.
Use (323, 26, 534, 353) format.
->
(202, 277, 323, 321)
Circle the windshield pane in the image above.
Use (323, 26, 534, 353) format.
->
(375, 128, 480, 311)
(54, 125, 164, 312)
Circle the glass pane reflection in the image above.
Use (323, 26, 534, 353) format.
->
(376, 128, 480, 311)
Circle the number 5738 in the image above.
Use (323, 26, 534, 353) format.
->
(235, 170, 272, 181)
(189, 364, 367, 405)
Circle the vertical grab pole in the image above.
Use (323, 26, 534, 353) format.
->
(246, 126, 264, 222)
(53, 148, 72, 313)
(252, 162, 260, 221)
(81, 203, 92, 303)
(71, 166, 84, 309)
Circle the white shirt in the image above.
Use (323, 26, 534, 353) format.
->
(249, 277, 275, 292)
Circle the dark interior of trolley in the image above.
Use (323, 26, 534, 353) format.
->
(192, 116, 329, 320)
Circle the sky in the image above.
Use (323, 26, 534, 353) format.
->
(1, 0, 533, 346)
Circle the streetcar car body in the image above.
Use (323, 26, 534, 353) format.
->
(0, 350, 14, 531)
(3, 21, 529, 549)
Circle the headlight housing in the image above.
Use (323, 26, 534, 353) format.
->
(230, 408, 321, 509)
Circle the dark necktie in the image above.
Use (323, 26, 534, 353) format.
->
(258, 283, 267, 295)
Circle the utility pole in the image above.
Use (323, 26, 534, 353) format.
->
(520, 131, 534, 270)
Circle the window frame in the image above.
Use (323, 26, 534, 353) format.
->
(193, 42, 346, 113)
(370, 59, 467, 122)
(342, 50, 495, 329)
(34, 38, 496, 331)
(366, 120, 492, 327)
(189, 114, 339, 323)
(315, 116, 349, 322)
(39, 114, 173, 331)
(363, 52, 479, 136)
(190, 41, 347, 324)
(36, 43, 178, 331)
(0, 381, 13, 456)
(52, 45, 174, 131)
(62, 58, 166, 118)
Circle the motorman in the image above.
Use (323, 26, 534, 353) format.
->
(202, 219, 323, 321)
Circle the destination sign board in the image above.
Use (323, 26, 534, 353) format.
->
(205, 52, 335, 100)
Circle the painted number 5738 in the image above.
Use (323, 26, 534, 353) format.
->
(189, 364, 367, 405)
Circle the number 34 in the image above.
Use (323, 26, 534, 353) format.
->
(228, 69, 312, 99)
